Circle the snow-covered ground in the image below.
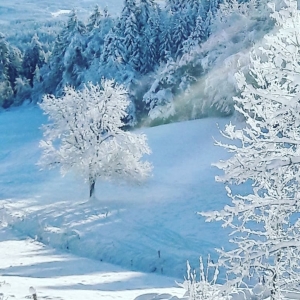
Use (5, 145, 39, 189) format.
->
(0, 0, 121, 24)
(0, 105, 232, 298)
(0, 226, 186, 300)
(0, 0, 165, 25)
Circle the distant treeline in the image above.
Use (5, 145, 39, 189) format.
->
(0, 0, 272, 125)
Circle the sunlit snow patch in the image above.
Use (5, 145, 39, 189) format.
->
(51, 10, 71, 18)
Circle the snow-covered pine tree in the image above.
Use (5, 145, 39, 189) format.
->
(42, 10, 86, 95)
(138, 0, 161, 73)
(209, 0, 222, 16)
(172, 12, 192, 58)
(159, 15, 174, 62)
(87, 5, 103, 32)
(203, 8, 214, 39)
(100, 26, 127, 77)
(39, 79, 152, 199)
(61, 10, 87, 89)
(140, 14, 161, 74)
(22, 34, 46, 87)
(115, 0, 142, 71)
(0, 33, 14, 108)
(7, 45, 22, 101)
(201, 2, 300, 298)
(8, 46, 23, 88)
(165, 0, 181, 13)
(182, 15, 205, 54)
(85, 5, 113, 62)
(139, 0, 159, 26)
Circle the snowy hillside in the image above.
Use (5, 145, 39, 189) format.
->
(0, 106, 235, 299)
(0, 106, 232, 279)
(0, 226, 186, 300)
(2, 0, 299, 298)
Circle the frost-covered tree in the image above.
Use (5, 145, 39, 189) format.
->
(42, 10, 86, 95)
(123, 12, 141, 70)
(140, 14, 160, 73)
(0, 33, 14, 108)
(139, 0, 159, 26)
(165, 0, 182, 13)
(182, 15, 205, 54)
(39, 80, 152, 199)
(201, 2, 300, 298)
(22, 34, 46, 87)
(98, 25, 138, 127)
(85, 5, 113, 62)
(8, 45, 22, 94)
(159, 16, 174, 62)
(99, 25, 137, 87)
(172, 12, 192, 58)
(87, 5, 103, 32)
(138, 0, 161, 73)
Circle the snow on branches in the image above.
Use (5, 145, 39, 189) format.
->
(39, 79, 152, 199)
(201, 1, 300, 299)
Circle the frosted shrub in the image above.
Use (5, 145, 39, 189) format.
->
(182, 256, 229, 300)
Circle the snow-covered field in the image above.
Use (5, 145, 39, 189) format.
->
(0, 105, 232, 299)
(0, 0, 121, 24)
(0, 0, 165, 25)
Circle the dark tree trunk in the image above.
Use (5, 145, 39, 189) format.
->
(89, 176, 96, 199)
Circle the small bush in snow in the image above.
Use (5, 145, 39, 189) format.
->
(182, 256, 230, 300)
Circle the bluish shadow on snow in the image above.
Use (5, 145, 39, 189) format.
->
(0, 107, 252, 281)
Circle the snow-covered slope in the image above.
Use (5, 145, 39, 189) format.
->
(0, 106, 232, 281)
(0, 226, 186, 300)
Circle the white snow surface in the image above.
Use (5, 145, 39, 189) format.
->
(0, 0, 165, 24)
(0, 226, 186, 300)
(0, 106, 232, 298)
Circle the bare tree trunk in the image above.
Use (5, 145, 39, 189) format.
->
(89, 176, 96, 199)
(270, 250, 281, 300)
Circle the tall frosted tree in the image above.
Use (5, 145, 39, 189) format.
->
(201, 2, 300, 298)
(139, 0, 161, 73)
(159, 16, 174, 62)
(39, 80, 152, 199)
(123, 12, 141, 70)
(139, 0, 159, 26)
(22, 34, 46, 87)
(85, 5, 113, 62)
(42, 10, 86, 95)
(8, 46, 22, 93)
(100, 27, 127, 76)
(140, 14, 160, 74)
(182, 15, 205, 54)
(172, 12, 192, 58)
(0, 33, 13, 108)
(87, 5, 103, 32)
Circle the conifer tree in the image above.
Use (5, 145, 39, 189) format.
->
(22, 34, 46, 87)
(159, 17, 174, 62)
(123, 12, 141, 70)
(8, 45, 22, 94)
(42, 10, 87, 94)
(85, 5, 113, 63)
(100, 27, 127, 75)
(0, 33, 13, 108)
(182, 15, 205, 54)
(87, 5, 103, 32)
(172, 12, 191, 58)
(140, 14, 160, 74)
